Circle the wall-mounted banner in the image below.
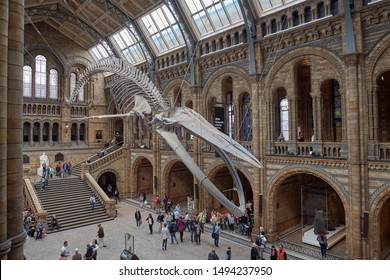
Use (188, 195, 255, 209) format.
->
(214, 107, 225, 133)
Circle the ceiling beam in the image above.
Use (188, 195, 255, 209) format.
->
(25, 7, 121, 58)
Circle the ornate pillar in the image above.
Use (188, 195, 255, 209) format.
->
(76, 123, 80, 145)
(344, 54, 367, 259)
(39, 123, 43, 146)
(29, 124, 33, 146)
(49, 123, 53, 146)
(0, 0, 10, 260)
(6, 0, 26, 260)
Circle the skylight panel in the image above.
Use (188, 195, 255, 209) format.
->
(182, 0, 243, 38)
(110, 28, 146, 65)
(139, 4, 185, 54)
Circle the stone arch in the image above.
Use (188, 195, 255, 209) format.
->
(95, 168, 121, 196)
(265, 47, 346, 97)
(365, 33, 390, 90)
(369, 182, 390, 259)
(266, 165, 350, 233)
(203, 160, 255, 211)
(202, 66, 250, 98)
(131, 155, 154, 197)
(64, 56, 92, 75)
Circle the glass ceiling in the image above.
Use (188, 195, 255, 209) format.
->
(89, 41, 113, 61)
(88, 0, 304, 63)
(255, 0, 300, 13)
(183, 0, 243, 38)
(111, 28, 146, 64)
(140, 5, 185, 54)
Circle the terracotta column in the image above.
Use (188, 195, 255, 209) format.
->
(29, 123, 33, 146)
(7, 0, 26, 260)
(0, 0, 11, 260)
(344, 54, 367, 259)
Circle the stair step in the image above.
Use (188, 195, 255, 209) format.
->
(32, 173, 114, 233)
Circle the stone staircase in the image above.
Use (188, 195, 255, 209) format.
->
(35, 167, 113, 233)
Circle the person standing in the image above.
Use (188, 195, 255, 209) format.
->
(60, 241, 70, 259)
(97, 224, 106, 247)
(161, 223, 169, 250)
(72, 248, 82, 260)
(91, 239, 99, 260)
(251, 243, 259, 260)
(270, 245, 278, 260)
(277, 244, 287, 260)
(89, 195, 96, 210)
(177, 216, 186, 242)
(107, 184, 112, 197)
(207, 247, 219, 260)
(135, 209, 142, 229)
(213, 222, 221, 247)
(194, 221, 202, 245)
(114, 188, 120, 204)
(317, 230, 328, 259)
(146, 213, 154, 234)
(225, 246, 232, 260)
(255, 230, 267, 260)
(169, 220, 178, 244)
(157, 211, 165, 233)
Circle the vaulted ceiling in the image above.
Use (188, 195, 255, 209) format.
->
(25, 0, 163, 50)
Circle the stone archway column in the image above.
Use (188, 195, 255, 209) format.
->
(29, 122, 33, 146)
(39, 123, 43, 146)
(49, 123, 53, 146)
(6, 0, 26, 260)
(0, 0, 11, 260)
(76, 122, 80, 145)
(344, 54, 368, 259)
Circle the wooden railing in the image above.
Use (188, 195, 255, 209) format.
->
(23, 179, 48, 231)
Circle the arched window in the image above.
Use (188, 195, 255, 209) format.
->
(70, 72, 84, 102)
(281, 15, 288, 30)
(317, 2, 325, 19)
(271, 19, 277, 33)
(304, 7, 312, 23)
(35, 55, 47, 99)
(330, 0, 339, 15)
(49, 69, 58, 100)
(280, 98, 289, 141)
(292, 11, 300, 27)
(23, 66, 32, 97)
(261, 22, 267, 37)
(240, 93, 252, 141)
(226, 35, 231, 47)
(234, 32, 240, 44)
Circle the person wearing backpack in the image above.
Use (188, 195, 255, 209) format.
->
(256, 230, 267, 260)
(195, 221, 202, 245)
(169, 220, 178, 244)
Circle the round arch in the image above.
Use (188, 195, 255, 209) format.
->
(266, 165, 350, 244)
(369, 181, 390, 259)
(131, 155, 154, 198)
(265, 47, 346, 98)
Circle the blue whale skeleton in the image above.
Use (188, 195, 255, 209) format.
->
(67, 58, 262, 217)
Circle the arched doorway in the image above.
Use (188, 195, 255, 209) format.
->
(271, 173, 346, 256)
(135, 157, 153, 200)
(378, 196, 390, 259)
(211, 166, 253, 213)
(166, 162, 193, 205)
(97, 171, 117, 197)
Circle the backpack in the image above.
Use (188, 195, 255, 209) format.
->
(256, 235, 265, 246)
(196, 225, 201, 235)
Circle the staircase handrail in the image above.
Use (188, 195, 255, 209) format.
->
(84, 172, 116, 218)
(87, 147, 124, 173)
(23, 179, 48, 232)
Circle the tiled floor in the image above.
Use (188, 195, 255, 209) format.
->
(23, 200, 260, 260)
